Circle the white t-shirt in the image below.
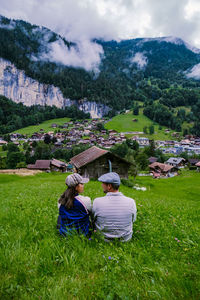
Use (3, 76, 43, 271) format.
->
(92, 192, 137, 241)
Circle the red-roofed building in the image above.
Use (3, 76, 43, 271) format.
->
(149, 162, 178, 177)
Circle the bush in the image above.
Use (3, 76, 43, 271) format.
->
(16, 161, 27, 168)
(121, 178, 134, 187)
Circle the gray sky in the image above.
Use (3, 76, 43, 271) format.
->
(0, 0, 200, 47)
(1, 0, 200, 72)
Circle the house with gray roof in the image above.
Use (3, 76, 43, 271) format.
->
(165, 157, 186, 168)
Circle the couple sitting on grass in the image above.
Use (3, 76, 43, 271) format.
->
(57, 172, 137, 242)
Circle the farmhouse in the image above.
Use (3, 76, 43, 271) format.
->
(27, 159, 67, 172)
(70, 146, 131, 179)
(149, 162, 178, 177)
(166, 157, 186, 168)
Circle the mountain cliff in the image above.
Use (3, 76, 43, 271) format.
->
(0, 58, 110, 118)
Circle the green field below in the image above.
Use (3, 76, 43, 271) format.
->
(13, 117, 71, 136)
(105, 110, 177, 140)
(0, 171, 199, 299)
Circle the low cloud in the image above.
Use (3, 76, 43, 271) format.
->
(186, 63, 200, 79)
(131, 52, 148, 69)
(46, 39, 104, 73)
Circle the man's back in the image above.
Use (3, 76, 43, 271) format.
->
(92, 192, 137, 242)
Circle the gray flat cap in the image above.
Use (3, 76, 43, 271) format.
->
(98, 172, 121, 185)
(66, 173, 89, 187)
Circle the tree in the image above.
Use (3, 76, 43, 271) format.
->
(125, 150, 138, 180)
(144, 140, 156, 157)
(149, 125, 154, 135)
(133, 105, 139, 115)
(136, 152, 148, 170)
(7, 152, 25, 168)
(143, 126, 148, 134)
(44, 134, 51, 144)
(126, 139, 139, 152)
(111, 142, 129, 158)
(96, 122, 105, 131)
(7, 143, 19, 153)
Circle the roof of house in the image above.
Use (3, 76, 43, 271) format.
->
(149, 162, 174, 173)
(51, 159, 67, 168)
(148, 156, 158, 163)
(70, 146, 108, 168)
(30, 160, 51, 170)
(166, 157, 185, 165)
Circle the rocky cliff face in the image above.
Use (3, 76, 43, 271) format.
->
(0, 58, 110, 118)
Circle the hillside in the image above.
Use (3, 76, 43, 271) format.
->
(0, 171, 199, 298)
(105, 109, 177, 140)
(0, 15, 200, 135)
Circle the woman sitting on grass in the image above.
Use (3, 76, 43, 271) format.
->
(57, 173, 92, 237)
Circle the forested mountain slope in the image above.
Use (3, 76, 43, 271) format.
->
(0, 15, 200, 135)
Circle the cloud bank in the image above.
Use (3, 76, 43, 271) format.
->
(1, 0, 200, 71)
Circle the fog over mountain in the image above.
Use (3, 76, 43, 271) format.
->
(1, 0, 200, 73)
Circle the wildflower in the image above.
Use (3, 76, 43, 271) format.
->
(108, 256, 111, 260)
(88, 238, 92, 241)
(174, 237, 178, 241)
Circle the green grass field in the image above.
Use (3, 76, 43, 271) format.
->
(13, 118, 71, 136)
(0, 171, 199, 299)
(105, 110, 177, 140)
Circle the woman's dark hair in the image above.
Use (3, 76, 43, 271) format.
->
(58, 186, 77, 209)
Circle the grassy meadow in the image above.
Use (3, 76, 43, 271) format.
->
(105, 110, 177, 140)
(0, 171, 199, 299)
(12, 118, 70, 136)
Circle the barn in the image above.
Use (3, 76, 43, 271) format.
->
(70, 146, 131, 179)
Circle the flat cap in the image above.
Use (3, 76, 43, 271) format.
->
(98, 172, 121, 185)
(66, 173, 89, 187)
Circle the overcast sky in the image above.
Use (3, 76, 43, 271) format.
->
(1, 0, 200, 47)
(1, 0, 200, 72)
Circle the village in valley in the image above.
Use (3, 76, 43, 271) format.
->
(0, 116, 200, 179)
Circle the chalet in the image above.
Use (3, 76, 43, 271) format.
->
(27, 160, 51, 171)
(149, 162, 178, 177)
(51, 159, 67, 172)
(134, 137, 149, 147)
(70, 146, 131, 179)
(27, 159, 67, 172)
(166, 157, 186, 168)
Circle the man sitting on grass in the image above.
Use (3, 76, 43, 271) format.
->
(92, 172, 137, 242)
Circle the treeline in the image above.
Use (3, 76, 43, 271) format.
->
(0, 141, 90, 169)
(143, 100, 200, 135)
(0, 96, 90, 135)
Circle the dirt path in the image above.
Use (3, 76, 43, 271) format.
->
(0, 169, 42, 176)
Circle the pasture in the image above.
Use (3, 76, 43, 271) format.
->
(105, 110, 176, 140)
(0, 171, 199, 299)
(12, 117, 70, 136)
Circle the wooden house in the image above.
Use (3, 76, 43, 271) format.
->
(27, 159, 67, 172)
(166, 157, 186, 168)
(149, 162, 178, 177)
(70, 146, 131, 179)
